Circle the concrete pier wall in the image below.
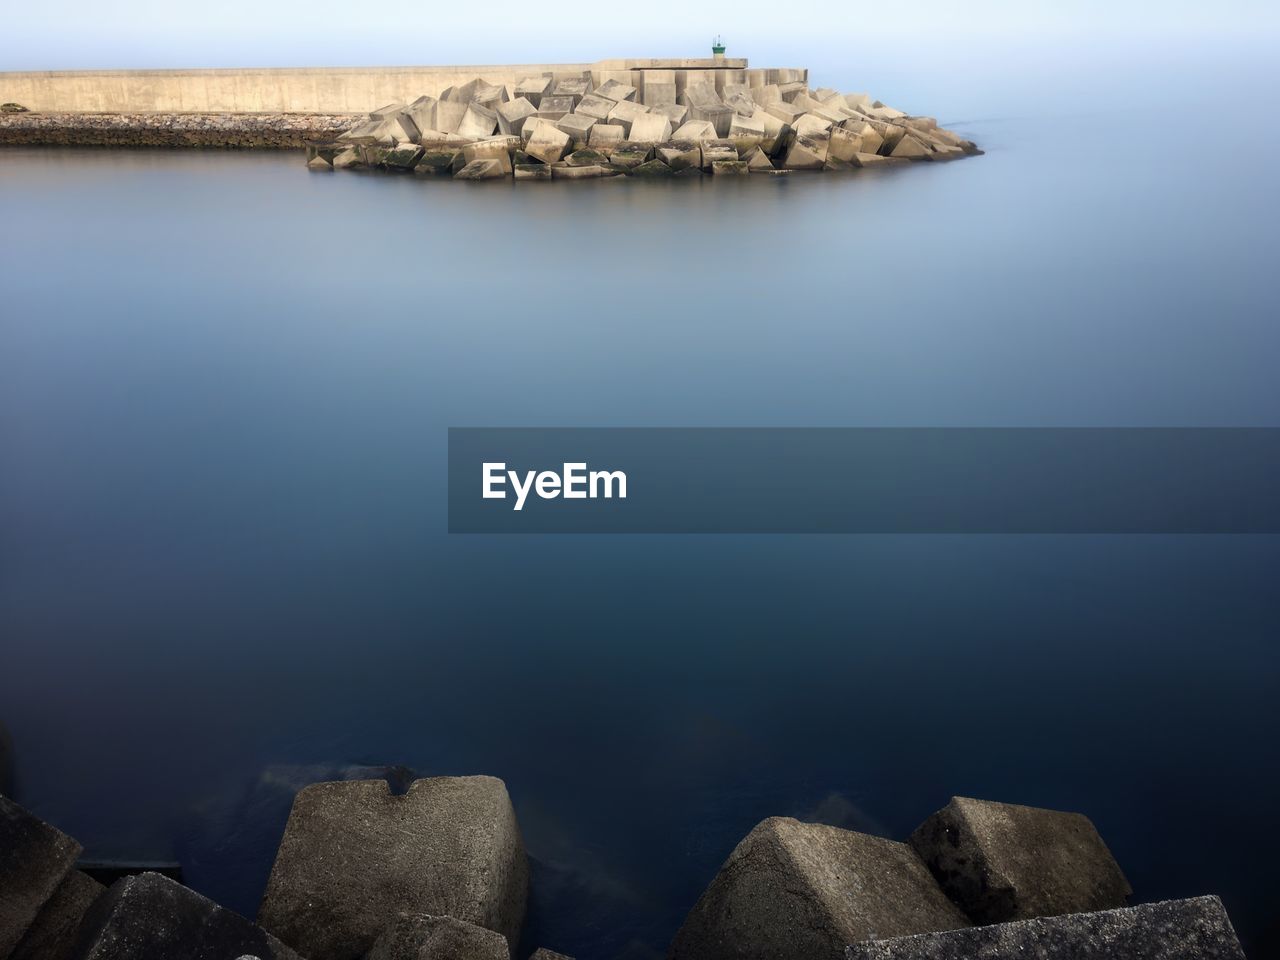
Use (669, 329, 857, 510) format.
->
(0, 58, 804, 114)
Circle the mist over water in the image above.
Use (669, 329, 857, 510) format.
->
(2, 46, 1279, 957)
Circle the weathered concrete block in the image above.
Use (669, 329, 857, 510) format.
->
(656, 140, 700, 171)
(555, 113, 597, 148)
(699, 139, 738, 167)
(414, 148, 461, 176)
(594, 79, 637, 103)
(679, 85, 733, 136)
(496, 97, 537, 137)
(845, 120, 884, 156)
(844, 92, 872, 109)
(607, 143, 652, 169)
(405, 95, 438, 133)
(306, 154, 332, 171)
(793, 113, 834, 138)
(10, 870, 103, 960)
(536, 96, 576, 121)
(471, 81, 507, 109)
(727, 112, 765, 154)
(77, 873, 301, 960)
(0, 795, 82, 959)
(563, 148, 608, 167)
(606, 100, 648, 137)
(259, 777, 528, 959)
(331, 146, 361, 169)
(574, 94, 616, 122)
(462, 138, 516, 174)
(782, 133, 828, 170)
(365, 914, 509, 960)
(514, 76, 552, 109)
(851, 152, 904, 168)
(641, 70, 677, 106)
(454, 158, 506, 180)
(765, 101, 806, 125)
(743, 146, 775, 171)
(628, 113, 672, 144)
(793, 94, 849, 123)
(629, 159, 674, 177)
(909, 797, 1131, 925)
(672, 120, 717, 141)
(752, 83, 782, 106)
(752, 108, 790, 155)
(369, 101, 408, 120)
(375, 143, 423, 170)
(649, 103, 689, 131)
(550, 163, 603, 179)
(434, 100, 469, 135)
(828, 124, 865, 162)
(514, 163, 551, 181)
(457, 103, 498, 139)
(588, 123, 625, 153)
(524, 123, 572, 164)
(844, 896, 1245, 960)
(552, 77, 591, 105)
(668, 818, 968, 960)
(711, 160, 749, 175)
(889, 133, 932, 160)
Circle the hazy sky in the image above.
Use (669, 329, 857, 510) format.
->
(1, 0, 1276, 72)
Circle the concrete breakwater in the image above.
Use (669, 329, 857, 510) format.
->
(0, 779, 1249, 960)
(0, 112, 360, 148)
(307, 66, 981, 180)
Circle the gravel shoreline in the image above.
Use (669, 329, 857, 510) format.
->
(0, 112, 359, 148)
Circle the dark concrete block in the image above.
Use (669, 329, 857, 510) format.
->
(11, 870, 104, 960)
(71, 872, 301, 960)
(258, 776, 527, 960)
(909, 797, 1131, 924)
(668, 817, 969, 960)
(0, 794, 82, 958)
(843, 896, 1245, 960)
(365, 914, 510, 960)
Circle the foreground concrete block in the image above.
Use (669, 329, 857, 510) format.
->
(588, 124, 625, 152)
(845, 897, 1245, 960)
(711, 160, 749, 175)
(828, 124, 866, 162)
(515, 76, 552, 108)
(77, 873, 300, 960)
(743, 146, 775, 171)
(845, 120, 884, 156)
(606, 100, 649, 137)
(514, 163, 551, 181)
(0, 795, 82, 958)
(375, 143, 423, 170)
(415, 148, 461, 176)
(365, 914, 509, 960)
(727, 112, 765, 154)
(679, 85, 733, 136)
(331, 146, 361, 169)
(552, 77, 591, 105)
(628, 113, 672, 144)
(496, 97, 537, 136)
(641, 70, 677, 106)
(369, 101, 408, 119)
(765, 101, 806, 125)
(555, 113, 597, 148)
(525, 123, 573, 164)
(607, 143, 652, 169)
(453, 159, 506, 180)
(457, 103, 498, 139)
(672, 120, 717, 141)
(550, 163, 603, 179)
(306, 155, 332, 171)
(462, 138, 515, 174)
(656, 140, 701, 171)
(629, 158, 674, 177)
(793, 113, 834, 138)
(405, 95, 438, 133)
(649, 103, 689, 130)
(434, 100, 469, 135)
(752, 83, 782, 106)
(890, 133, 935, 160)
(11, 869, 103, 960)
(668, 818, 968, 960)
(752, 108, 790, 154)
(783, 133, 829, 169)
(699, 139, 738, 167)
(909, 797, 1131, 924)
(574, 94, 616, 121)
(258, 777, 528, 959)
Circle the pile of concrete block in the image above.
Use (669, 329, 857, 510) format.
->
(306, 74, 982, 180)
(666, 796, 1248, 960)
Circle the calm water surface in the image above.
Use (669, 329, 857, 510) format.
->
(2, 52, 1279, 957)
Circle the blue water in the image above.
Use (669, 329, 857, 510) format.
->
(2, 46, 1279, 958)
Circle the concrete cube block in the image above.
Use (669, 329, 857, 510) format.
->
(574, 94, 616, 121)
(845, 119, 884, 155)
(699, 138, 738, 167)
(414, 148, 460, 175)
(909, 797, 1131, 924)
(667, 818, 968, 960)
(846, 897, 1244, 960)
(525, 122, 571, 162)
(607, 143, 653, 169)
(793, 113, 834, 138)
(0, 796, 83, 959)
(405, 95, 437, 132)
(649, 102, 689, 130)
(783, 133, 829, 169)
(305, 155, 332, 171)
(844, 92, 872, 108)
(555, 113, 597, 148)
(628, 159, 674, 177)
(79, 873, 301, 960)
(514, 163, 551, 180)
(628, 113, 672, 143)
(890, 133, 932, 159)
(552, 77, 591, 105)
(742, 146, 775, 171)
(765, 101, 806, 125)
(536, 96, 576, 121)
(434, 100, 469, 135)
(515, 76, 552, 108)
(588, 123, 625, 153)
(656, 140, 701, 171)
(828, 124, 865, 162)
(711, 160, 749, 175)
(10, 869, 104, 960)
(606, 100, 649, 137)
(641, 70, 677, 106)
(457, 103, 498, 139)
(471, 81, 507, 109)
(258, 777, 528, 959)
(366, 914, 509, 960)
(496, 97, 537, 136)
(369, 101, 407, 119)
(672, 120, 717, 141)
(679, 85, 733, 136)
(462, 138, 516, 174)
(550, 163, 603, 179)
(752, 84, 782, 106)
(727, 112, 765, 154)
(594, 79, 637, 103)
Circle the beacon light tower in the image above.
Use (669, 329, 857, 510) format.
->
(712, 36, 726, 60)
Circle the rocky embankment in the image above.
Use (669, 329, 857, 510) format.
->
(0, 768, 1250, 960)
(306, 73, 981, 180)
(0, 112, 361, 148)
